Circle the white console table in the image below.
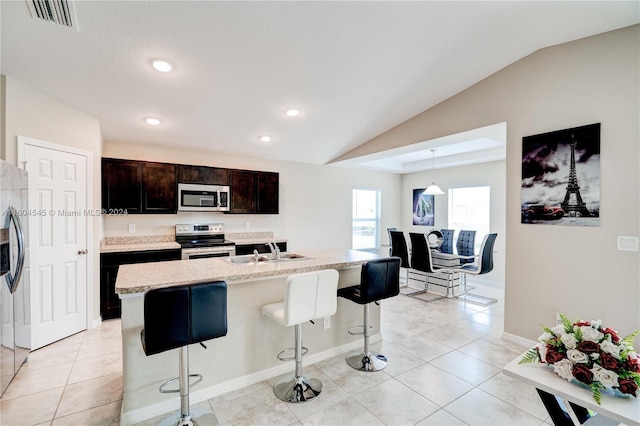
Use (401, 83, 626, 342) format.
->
(503, 354, 640, 426)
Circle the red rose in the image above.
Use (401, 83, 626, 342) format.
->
(575, 321, 591, 327)
(602, 327, 620, 344)
(578, 341, 599, 354)
(626, 354, 640, 373)
(600, 352, 621, 370)
(545, 348, 566, 364)
(573, 364, 593, 385)
(616, 378, 638, 396)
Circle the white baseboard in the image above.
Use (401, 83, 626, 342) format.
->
(501, 331, 536, 349)
(120, 334, 381, 425)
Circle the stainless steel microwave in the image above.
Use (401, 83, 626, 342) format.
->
(178, 183, 230, 212)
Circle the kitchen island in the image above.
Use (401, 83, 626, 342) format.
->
(115, 248, 385, 424)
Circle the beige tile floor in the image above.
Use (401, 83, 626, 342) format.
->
(0, 281, 554, 425)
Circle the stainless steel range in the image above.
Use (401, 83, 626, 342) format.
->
(176, 223, 236, 260)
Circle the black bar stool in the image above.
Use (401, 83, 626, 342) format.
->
(337, 257, 400, 372)
(141, 281, 228, 426)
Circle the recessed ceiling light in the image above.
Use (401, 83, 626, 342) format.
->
(285, 109, 300, 117)
(145, 117, 162, 126)
(259, 135, 271, 142)
(151, 59, 173, 72)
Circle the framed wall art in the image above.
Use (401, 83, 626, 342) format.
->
(521, 123, 600, 226)
(413, 189, 434, 226)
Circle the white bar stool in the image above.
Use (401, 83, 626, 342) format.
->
(261, 269, 339, 403)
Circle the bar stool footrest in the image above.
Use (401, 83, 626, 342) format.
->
(159, 373, 203, 394)
(348, 325, 365, 336)
(277, 346, 308, 361)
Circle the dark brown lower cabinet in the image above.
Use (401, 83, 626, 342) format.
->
(100, 249, 181, 319)
(234, 242, 287, 255)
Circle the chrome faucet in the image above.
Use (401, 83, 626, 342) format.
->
(253, 249, 260, 262)
(266, 242, 280, 260)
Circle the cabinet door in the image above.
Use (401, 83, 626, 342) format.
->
(100, 265, 121, 320)
(256, 172, 279, 214)
(178, 165, 229, 185)
(229, 170, 256, 213)
(102, 159, 142, 213)
(142, 162, 177, 213)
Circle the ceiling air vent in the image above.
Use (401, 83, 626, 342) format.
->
(26, 0, 78, 30)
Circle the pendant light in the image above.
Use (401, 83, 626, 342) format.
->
(423, 149, 444, 195)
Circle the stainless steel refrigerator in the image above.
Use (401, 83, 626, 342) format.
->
(0, 159, 29, 397)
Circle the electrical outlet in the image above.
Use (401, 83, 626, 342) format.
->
(128, 224, 136, 233)
(245, 222, 251, 230)
(617, 236, 639, 252)
(324, 316, 330, 329)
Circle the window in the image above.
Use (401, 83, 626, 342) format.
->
(352, 188, 380, 251)
(447, 186, 490, 252)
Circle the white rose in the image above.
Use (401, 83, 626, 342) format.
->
(567, 349, 590, 364)
(553, 359, 575, 381)
(591, 365, 619, 387)
(539, 332, 554, 342)
(590, 319, 602, 329)
(536, 344, 548, 363)
(580, 325, 604, 342)
(600, 339, 622, 359)
(561, 333, 578, 349)
(551, 325, 566, 336)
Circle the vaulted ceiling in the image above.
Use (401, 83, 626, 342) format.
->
(1, 1, 638, 171)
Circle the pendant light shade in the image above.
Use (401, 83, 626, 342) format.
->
(423, 149, 444, 195)
(423, 183, 444, 195)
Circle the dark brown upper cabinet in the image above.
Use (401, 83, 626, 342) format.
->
(178, 165, 229, 185)
(229, 169, 279, 214)
(141, 162, 177, 213)
(256, 171, 279, 214)
(102, 159, 142, 213)
(102, 158, 177, 214)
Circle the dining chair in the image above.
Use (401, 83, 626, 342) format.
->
(389, 231, 410, 286)
(407, 232, 451, 300)
(456, 230, 476, 264)
(386, 227, 398, 256)
(440, 229, 454, 254)
(451, 233, 498, 305)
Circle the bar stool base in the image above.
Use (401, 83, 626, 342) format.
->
(158, 409, 219, 426)
(273, 375, 322, 403)
(345, 350, 388, 372)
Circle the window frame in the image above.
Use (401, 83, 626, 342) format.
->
(351, 187, 381, 252)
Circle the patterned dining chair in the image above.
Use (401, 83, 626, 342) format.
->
(456, 230, 476, 264)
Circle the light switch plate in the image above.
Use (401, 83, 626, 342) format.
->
(128, 224, 136, 233)
(617, 236, 639, 252)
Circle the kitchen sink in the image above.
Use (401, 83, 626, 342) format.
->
(225, 253, 313, 265)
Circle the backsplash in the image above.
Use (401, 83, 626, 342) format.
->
(101, 235, 175, 246)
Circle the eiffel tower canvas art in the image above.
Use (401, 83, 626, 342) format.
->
(521, 123, 600, 226)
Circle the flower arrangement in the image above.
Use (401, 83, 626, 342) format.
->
(519, 313, 640, 405)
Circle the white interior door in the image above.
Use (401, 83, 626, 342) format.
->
(20, 139, 89, 349)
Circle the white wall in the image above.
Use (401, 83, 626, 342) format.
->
(402, 160, 506, 284)
(102, 142, 402, 252)
(335, 25, 640, 342)
(2, 75, 104, 325)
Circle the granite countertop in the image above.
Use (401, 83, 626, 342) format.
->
(101, 232, 286, 253)
(116, 248, 381, 295)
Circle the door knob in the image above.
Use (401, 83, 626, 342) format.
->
(78, 249, 88, 255)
